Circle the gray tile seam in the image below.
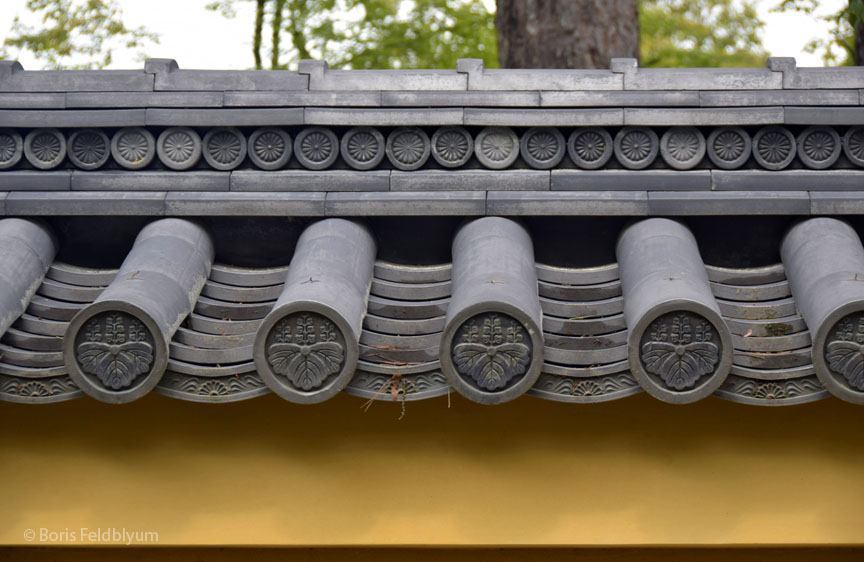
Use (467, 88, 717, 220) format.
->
(697, 91, 862, 107)
(155, 190, 168, 215)
(643, 189, 815, 195)
(224, 90, 384, 106)
(143, 106, 306, 125)
(62, 91, 227, 108)
(0, 102, 863, 115)
(0, 72, 157, 94)
(645, 189, 813, 205)
(4, 170, 864, 194)
(227, 169, 394, 192)
(4, 190, 169, 215)
(807, 191, 864, 215)
(646, 190, 813, 217)
(15, 190, 864, 217)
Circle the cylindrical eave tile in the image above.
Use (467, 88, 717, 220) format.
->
(781, 218, 864, 403)
(254, 219, 376, 404)
(64, 219, 214, 403)
(617, 218, 733, 403)
(440, 217, 543, 405)
(0, 218, 57, 337)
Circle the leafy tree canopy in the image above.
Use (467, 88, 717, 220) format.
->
(773, 0, 863, 65)
(208, 0, 777, 69)
(639, 0, 768, 67)
(206, 0, 498, 70)
(0, 0, 158, 69)
(4, 0, 858, 70)
(212, 0, 771, 70)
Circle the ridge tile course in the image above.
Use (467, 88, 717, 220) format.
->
(619, 65, 782, 90)
(464, 108, 623, 127)
(0, 109, 146, 127)
(0, 93, 65, 109)
(165, 191, 325, 215)
(146, 59, 308, 91)
(647, 190, 810, 215)
(623, 107, 784, 126)
(231, 170, 390, 192)
(0, 62, 153, 92)
(71, 171, 230, 192)
(382, 90, 540, 107)
(487, 190, 648, 215)
(810, 191, 864, 214)
(0, 171, 71, 191)
(325, 190, 485, 215)
(67, 91, 224, 108)
(0, 57, 861, 219)
(391, 170, 550, 191)
(457, 59, 622, 91)
(541, 90, 699, 107)
(552, 170, 711, 191)
(305, 107, 463, 126)
(145, 108, 304, 127)
(711, 170, 864, 192)
(6, 190, 166, 215)
(699, 89, 859, 107)
(224, 91, 381, 107)
(300, 60, 466, 91)
(784, 106, 864, 125)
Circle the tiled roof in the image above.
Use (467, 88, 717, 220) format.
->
(0, 57, 861, 216)
(0, 214, 862, 407)
(0, 59, 863, 406)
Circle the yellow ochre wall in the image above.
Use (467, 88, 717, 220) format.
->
(2, 391, 864, 547)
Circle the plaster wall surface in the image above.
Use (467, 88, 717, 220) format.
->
(1, 392, 863, 546)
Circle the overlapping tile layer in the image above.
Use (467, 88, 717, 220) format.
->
(0, 215, 862, 407)
(2, 58, 864, 406)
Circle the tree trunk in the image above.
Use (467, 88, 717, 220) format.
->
(495, 0, 639, 69)
(271, 0, 286, 69)
(856, 18, 864, 66)
(253, 0, 265, 70)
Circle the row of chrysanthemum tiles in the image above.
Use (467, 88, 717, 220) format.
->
(0, 124, 863, 174)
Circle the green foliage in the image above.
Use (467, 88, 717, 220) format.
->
(9, 0, 844, 72)
(639, 0, 768, 67)
(343, 0, 497, 69)
(0, 0, 158, 69)
(206, 0, 497, 70)
(774, 0, 863, 65)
